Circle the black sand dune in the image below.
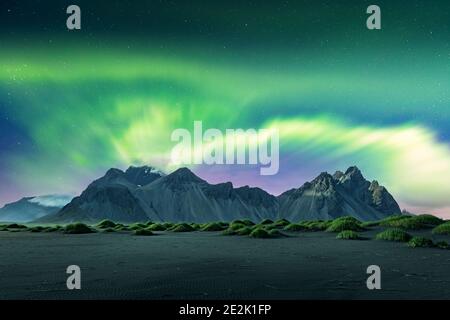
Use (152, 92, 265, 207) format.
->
(0, 228, 449, 300)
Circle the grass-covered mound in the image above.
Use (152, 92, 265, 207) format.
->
(162, 222, 174, 229)
(101, 227, 116, 233)
(379, 214, 442, 230)
(333, 216, 361, 224)
(190, 223, 204, 230)
(133, 229, 154, 236)
(410, 214, 443, 226)
(259, 219, 274, 225)
(96, 219, 117, 229)
(29, 226, 47, 233)
(336, 230, 363, 240)
(236, 226, 254, 236)
(113, 224, 130, 231)
(379, 214, 410, 224)
(201, 222, 228, 231)
(259, 224, 278, 231)
(376, 228, 412, 242)
(229, 221, 247, 231)
(273, 219, 291, 227)
(146, 223, 167, 231)
(44, 226, 62, 232)
(283, 223, 309, 232)
(408, 237, 434, 248)
(129, 223, 147, 231)
(432, 222, 450, 235)
(326, 217, 364, 233)
(249, 227, 271, 238)
(64, 223, 95, 234)
(170, 223, 195, 232)
(6, 223, 28, 229)
(299, 220, 331, 231)
(241, 219, 255, 226)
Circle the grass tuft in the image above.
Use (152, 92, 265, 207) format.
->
(408, 236, 434, 248)
(249, 227, 271, 238)
(376, 228, 412, 242)
(169, 223, 195, 232)
(133, 229, 154, 236)
(6, 223, 27, 229)
(201, 222, 228, 232)
(96, 219, 117, 229)
(283, 223, 309, 232)
(64, 223, 95, 234)
(432, 222, 450, 235)
(326, 218, 364, 233)
(336, 230, 363, 240)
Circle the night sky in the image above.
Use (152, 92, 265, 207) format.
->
(1, 1, 449, 217)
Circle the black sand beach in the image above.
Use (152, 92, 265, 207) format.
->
(1, 228, 450, 300)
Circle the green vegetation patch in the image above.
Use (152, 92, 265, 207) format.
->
(229, 221, 247, 231)
(201, 222, 228, 232)
(301, 220, 331, 231)
(408, 237, 434, 248)
(259, 219, 274, 225)
(129, 223, 147, 230)
(147, 223, 167, 231)
(29, 226, 47, 233)
(6, 223, 28, 229)
(114, 224, 130, 231)
(273, 219, 291, 227)
(283, 223, 309, 232)
(379, 214, 442, 230)
(249, 227, 272, 238)
(432, 222, 450, 235)
(96, 219, 117, 229)
(133, 229, 154, 236)
(376, 228, 412, 242)
(236, 226, 254, 236)
(64, 223, 95, 234)
(336, 230, 363, 240)
(170, 223, 195, 232)
(326, 219, 364, 233)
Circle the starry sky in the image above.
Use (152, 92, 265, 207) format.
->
(1, 1, 449, 217)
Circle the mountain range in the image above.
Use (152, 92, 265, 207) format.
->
(0, 195, 72, 223)
(35, 165, 401, 223)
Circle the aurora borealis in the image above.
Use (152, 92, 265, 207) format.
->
(1, 1, 449, 217)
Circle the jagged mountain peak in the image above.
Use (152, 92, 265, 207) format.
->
(313, 172, 335, 182)
(124, 165, 165, 186)
(104, 168, 124, 178)
(160, 167, 206, 185)
(345, 165, 362, 175)
(333, 170, 344, 180)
